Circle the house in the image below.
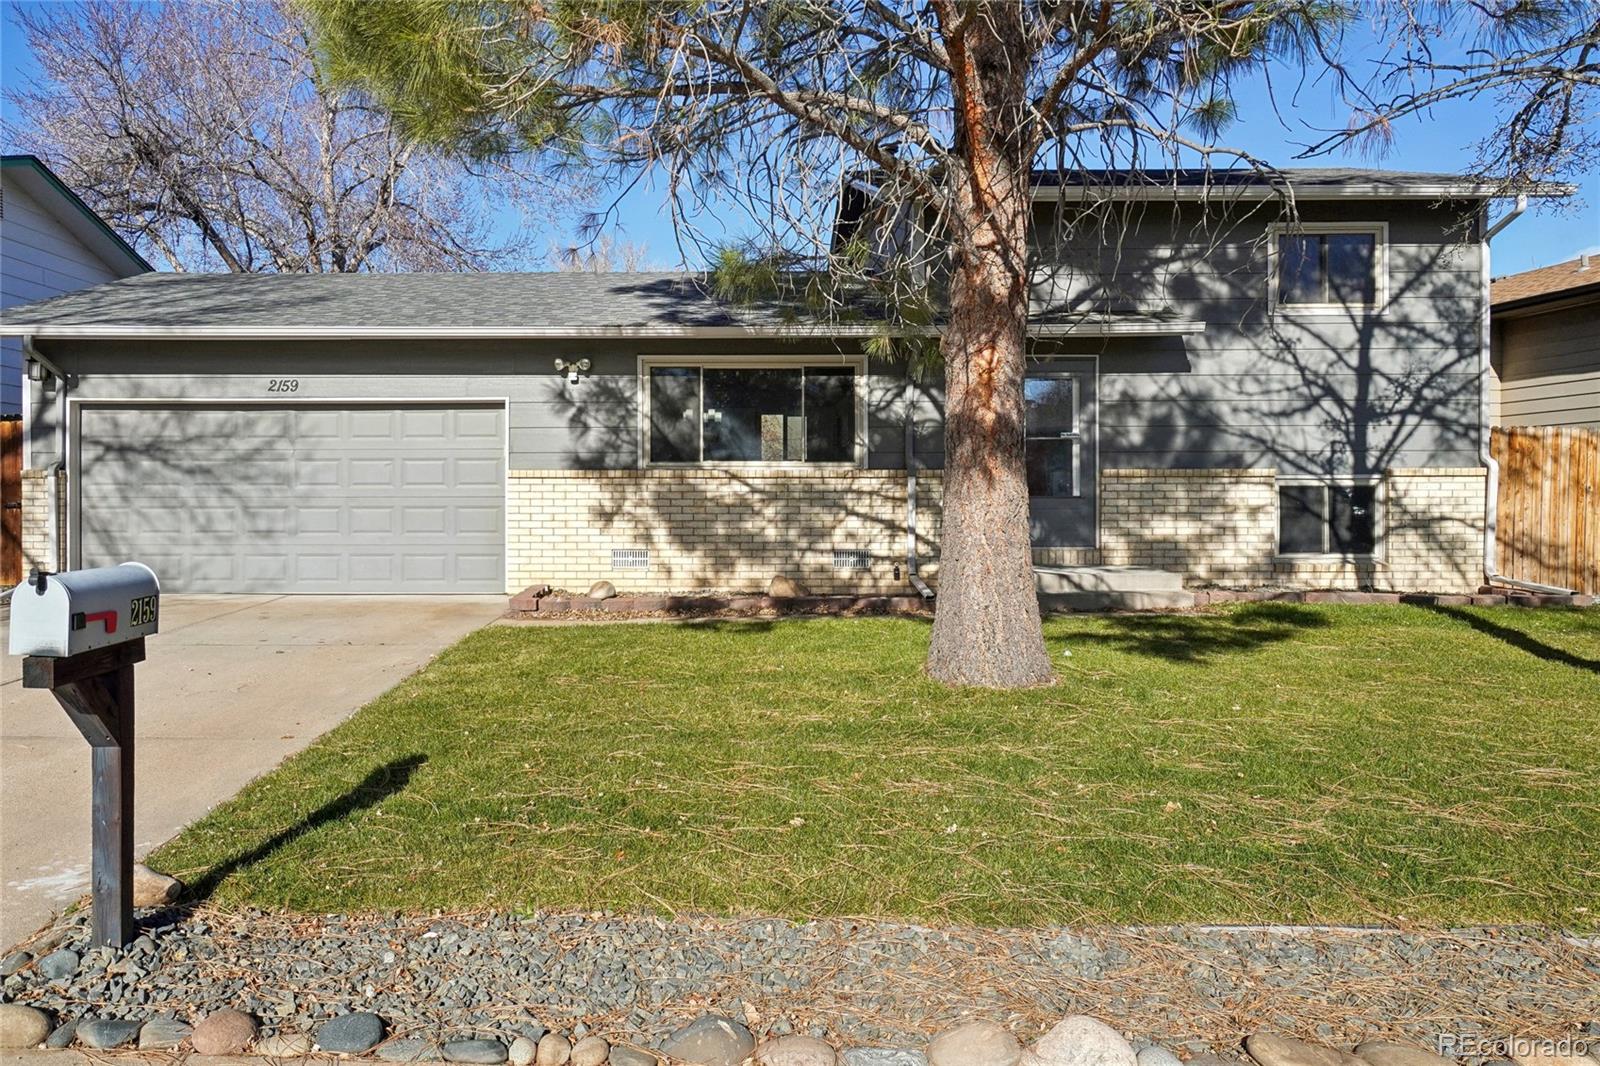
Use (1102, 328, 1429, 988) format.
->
(0, 169, 1563, 596)
(1, 155, 152, 415)
(1490, 255, 1599, 429)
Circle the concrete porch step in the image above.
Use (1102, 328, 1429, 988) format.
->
(1034, 565, 1186, 593)
(1038, 589, 1196, 613)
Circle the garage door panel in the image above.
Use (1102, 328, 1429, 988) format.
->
(79, 404, 504, 593)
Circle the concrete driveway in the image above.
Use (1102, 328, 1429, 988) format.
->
(0, 594, 504, 949)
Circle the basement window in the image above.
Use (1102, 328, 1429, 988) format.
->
(646, 362, 860, 465)
(1278, 482, 1379, 556)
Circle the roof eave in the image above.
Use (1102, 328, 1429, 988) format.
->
(1, 319, 1208, 340)
(0, 155, 154, 275)
(1491, 279, 1600, 318)
(1031, 183, 1575, 203)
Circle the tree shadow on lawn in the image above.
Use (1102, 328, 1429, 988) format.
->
(177, 754, 428, 906)
(1420, 604, 1600, 675)
(1064, 603, 1331, 664)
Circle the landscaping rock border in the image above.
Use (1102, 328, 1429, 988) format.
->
(1, 910, 1594, 1062)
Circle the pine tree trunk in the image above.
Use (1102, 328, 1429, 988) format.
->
(924, 3, 1054, 689)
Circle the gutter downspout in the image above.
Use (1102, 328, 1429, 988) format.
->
(904, 377, 934, 599)
(1479, 196, 1572, 596)
(23, 336, 69, 573)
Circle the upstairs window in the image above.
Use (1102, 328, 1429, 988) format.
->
(1273, 225, 1384, 310)
(1278, 482, 1379, 556)
(647, 363, 859, 465)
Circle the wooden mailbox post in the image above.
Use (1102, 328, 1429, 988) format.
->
(10, 563, 159, 949)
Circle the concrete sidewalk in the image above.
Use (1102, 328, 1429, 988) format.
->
(0, 594, 503, 949)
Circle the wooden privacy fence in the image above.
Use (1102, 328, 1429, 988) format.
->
(2, 416, 20, 587)
(1492, 425, 1599, 595)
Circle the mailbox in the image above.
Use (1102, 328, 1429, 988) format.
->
(9, 563, 160, 658)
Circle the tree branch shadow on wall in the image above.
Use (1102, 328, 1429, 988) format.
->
(542, 207, 1511, 596)
(1033, 197, 1497, 591)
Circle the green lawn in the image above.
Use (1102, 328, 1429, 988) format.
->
(153, 604, 1600, 927)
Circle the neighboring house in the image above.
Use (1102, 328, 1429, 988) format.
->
(1490, 256, 1600, 429)
(0, 169, 1562, 596)
(0, 155, 151, 414)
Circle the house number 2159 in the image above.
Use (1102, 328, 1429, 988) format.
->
(267, 378, 299, 393)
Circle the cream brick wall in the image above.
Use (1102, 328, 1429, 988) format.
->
(19, 468, 64, 575)
(1102, 469, 1280, 583)
(1101, 466, 1488, 593)
(508, 469, 943, 595)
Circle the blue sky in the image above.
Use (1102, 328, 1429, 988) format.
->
(3, 1, 1595, 275)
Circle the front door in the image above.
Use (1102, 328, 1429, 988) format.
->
(1025, 360, 1097, 549)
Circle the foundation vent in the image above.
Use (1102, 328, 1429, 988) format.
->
(611, 548, 649, 570)
(832, 549, 871, 571)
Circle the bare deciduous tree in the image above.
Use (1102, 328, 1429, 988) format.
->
(3, 0, 571, 272)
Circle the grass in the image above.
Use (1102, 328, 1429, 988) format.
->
(152, 604, 1600, 928)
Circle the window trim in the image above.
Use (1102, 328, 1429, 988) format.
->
(1267, 222, 1389, 317)
(1274, 475, 1386, 560)
(1024, 369, 1085, 499)
(637, 355, 868, 469)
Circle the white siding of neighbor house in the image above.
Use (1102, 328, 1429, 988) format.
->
(0, 180, 138, 414)
(1491, 301, 1600, 429)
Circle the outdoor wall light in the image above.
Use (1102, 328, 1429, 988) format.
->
(554, 357, 591, 385)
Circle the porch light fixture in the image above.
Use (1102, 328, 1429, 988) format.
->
(554, 357, 591, 385)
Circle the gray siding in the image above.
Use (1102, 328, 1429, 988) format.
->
(1026, 199, 1485, 476)
(1, 181, 136, 414)
(26, 337, 920, 472)
(1492, 301, 1600, 429)
(24, 199, 1487, 480)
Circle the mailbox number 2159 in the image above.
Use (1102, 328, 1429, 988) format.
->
(129, 595, 157, 626)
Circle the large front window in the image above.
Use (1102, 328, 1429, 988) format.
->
(647, 363, 858, 464)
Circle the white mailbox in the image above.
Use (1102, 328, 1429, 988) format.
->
(8, 563, 160, 658)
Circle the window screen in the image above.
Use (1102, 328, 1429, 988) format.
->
(1279, 483, 1378, 555)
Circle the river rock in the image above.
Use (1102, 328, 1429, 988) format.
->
(539, 1034, 573, 1066)
(928, 1022, 1022, 1066)
(844, 1052, 929, 1066)
(1137, 1049, 1183, 1066)
(45, 1020, 79, 1049)
(36, 948, 79, 980)
(260, 1032, 316, 1058)
(380, 1037, 445, 1062)
(758, 1036, 838, 1066)
(1246, 1035, 1356, 1066)
(510, 1037, 540, 1066)
(0, 1005, 52, 1049)
(192, 1009, 257, 1054)
(0, 951, 32, 977)
(663, 1016, 756, 1066)
(132, 863, 184, 907)
(1509, 1052, 1594, 1066)
(610, 1046, 660, 1066)
(1031, 1017, 1136, 1066)
(588, 581, 618, 600)
(447, 1038, 510, 1063)
(572, 1036, 611, 1066)
(1354, 1043, 1453, 1066)
(318, 1012, 387, 1054)
(767, 575, 809, 599)
(139, 1017, 193, 1050)
(78, 1017, 142, 1050)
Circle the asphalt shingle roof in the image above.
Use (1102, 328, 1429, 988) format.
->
(0, 271, 799, 333)
(1491, 256, 1600, 309)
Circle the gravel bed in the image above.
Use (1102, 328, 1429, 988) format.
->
(2, 908, 1596, 1057)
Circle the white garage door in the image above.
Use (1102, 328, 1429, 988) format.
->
(76, 403, 505, 593)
